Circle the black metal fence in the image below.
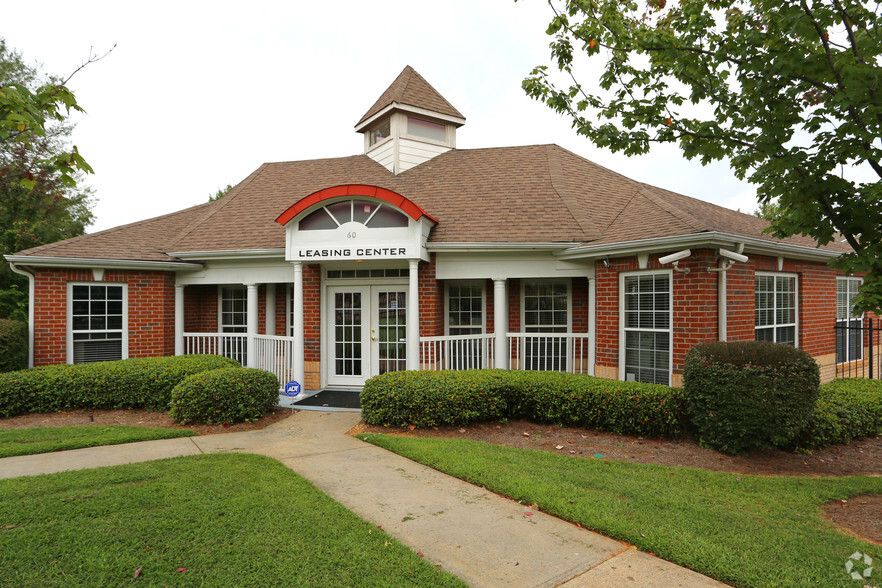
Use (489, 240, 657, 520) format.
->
(834, 317, 880, 379)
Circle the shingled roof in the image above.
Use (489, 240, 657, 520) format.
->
(356, 65, 464, 127)
(14, 144, 849, 262)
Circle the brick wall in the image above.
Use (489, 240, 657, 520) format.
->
(418, 255, 444, 337)
(32, 268, 176, 366)
(594, 250, 841, 383)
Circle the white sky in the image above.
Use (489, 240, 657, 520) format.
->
(4, 0, 758, 234)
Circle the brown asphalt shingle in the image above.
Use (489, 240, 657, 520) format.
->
(356, 66, 465, 127)
(14, 144, 849, 262)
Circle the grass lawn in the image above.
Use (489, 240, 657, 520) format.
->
(0, 453, 465, 587)
(0, 426, 196, 458)
(359, 434, 882, 588)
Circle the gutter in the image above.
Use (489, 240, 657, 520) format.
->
(7, 261, 34, 368)
(555, 232, 844, 262)
(3, 255, 203, 271)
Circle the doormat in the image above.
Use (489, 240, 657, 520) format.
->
(294, 389, 361, 409)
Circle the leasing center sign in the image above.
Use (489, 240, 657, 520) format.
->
(286, 223, 424, 262)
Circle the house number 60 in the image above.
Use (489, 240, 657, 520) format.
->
(346, 232, 357, 238)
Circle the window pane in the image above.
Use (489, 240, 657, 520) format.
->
(299, 207, 337, 231)
(407, 117, 446, 141)
(366, 205, 408, 228)
(623, 274, 671, 384)
(327, 201, 352, 225)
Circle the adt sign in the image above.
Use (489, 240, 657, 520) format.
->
(284, 381, 301, 397)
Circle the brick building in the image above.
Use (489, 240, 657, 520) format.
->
(5, 67, 861, 391)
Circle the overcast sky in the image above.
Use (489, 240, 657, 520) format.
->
(5, 0, 758, 233)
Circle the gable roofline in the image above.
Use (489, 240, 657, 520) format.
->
(556, 232, 844, 262)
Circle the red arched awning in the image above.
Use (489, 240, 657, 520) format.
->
(275, 184, 438, 226)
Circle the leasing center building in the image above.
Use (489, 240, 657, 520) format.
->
(6, 67, 860, 389)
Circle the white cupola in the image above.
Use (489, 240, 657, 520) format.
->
(355, 66, 466, 174)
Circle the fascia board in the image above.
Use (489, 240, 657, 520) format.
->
(355, 102, 466, 132)
(555, 232, 843, 261)
(3, 255, 204, 271)
(166, 248, 287, 261)
(427, 242, 579, 253)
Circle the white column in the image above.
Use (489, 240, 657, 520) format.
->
(588, 277, 596, 376)
(174, 285, 184, 356)
(246, 283, 258, 368)
(291, 263, 305, 388)
(407, 259, 420, 370)
(493, 279, 508, 369)
(265, 284, 276, 336)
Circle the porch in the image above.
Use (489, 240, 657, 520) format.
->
(182, 331, 592, 388)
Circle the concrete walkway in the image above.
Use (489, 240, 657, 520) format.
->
(0, 411, 726, 588)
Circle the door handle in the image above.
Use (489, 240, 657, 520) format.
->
(371, 336, 378, 341)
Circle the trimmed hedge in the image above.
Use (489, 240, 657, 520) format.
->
(361, 369, 687, 438)
(0, 319, 27, 373)
(169, 367, 280, 425)
(683, 341, 820, 454)
(791, 378, 882, 450)
(0, 355, 240, 418)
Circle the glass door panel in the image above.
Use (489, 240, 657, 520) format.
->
(375, 290, 407, 375)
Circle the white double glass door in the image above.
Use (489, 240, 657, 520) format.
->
(326, 286, 408, 387)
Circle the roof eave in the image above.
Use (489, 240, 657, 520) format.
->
(3, 255, 204, 271)
(166, 248, 287, 261)
(427, 242, 580, 253)
(555, 232, 844, 262)
(355, 102, 466, 132)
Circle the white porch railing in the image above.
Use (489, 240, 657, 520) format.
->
(184, 331, 593, 383)
(253, 334, 297, 385)
(507, 332, 592, 374)
(183, 332, 247, 365)
(419, 333, 496, 370)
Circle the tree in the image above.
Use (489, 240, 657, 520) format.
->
(522, 0, 882, 313)
(0, 39, 99, 320)
(754, 199, 782, 221)
(209, 183, 234, 202)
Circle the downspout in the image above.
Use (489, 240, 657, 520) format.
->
(709, 244, 746, 343)
(8, 261, 35, 368)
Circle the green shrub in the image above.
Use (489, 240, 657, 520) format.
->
(683, 341, 820, 454)
(361, 369, 687, 437)
(791, 378, 882, 450)
(0, 319, 27, 373)
(169, 367, 279, 425)
(0, 355, 239, 418)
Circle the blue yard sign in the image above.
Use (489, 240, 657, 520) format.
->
(284, 381, 301, 397)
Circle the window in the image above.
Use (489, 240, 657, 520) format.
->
(622, 273, 671, 385)
(369, 120, 390, 146)
(755, 274, 797, 345)
(522, 281, 568, 371)
(69, 284, 126, 364)
(220, 286, 247, 363)
(447, 283, 484, 336)
(406, 117, 446, 142)
(445, 282, 485, 369)
(836, 277, 863, 363)
(298, 200, 408, 231)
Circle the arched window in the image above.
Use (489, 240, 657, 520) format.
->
(298, 199, 409, 231)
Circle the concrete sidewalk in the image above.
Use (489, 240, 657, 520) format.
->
(0, 411, 726, 588)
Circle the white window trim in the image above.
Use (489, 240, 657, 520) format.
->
(754, 272, 799, 346)
(66, 282, 129, 364)
(519, 279, 573, 333)
(218, 285, 247, 333)
(445, 280, 486, 335)
(836, 276, 863, 364)
(618, 270, 673, 386)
